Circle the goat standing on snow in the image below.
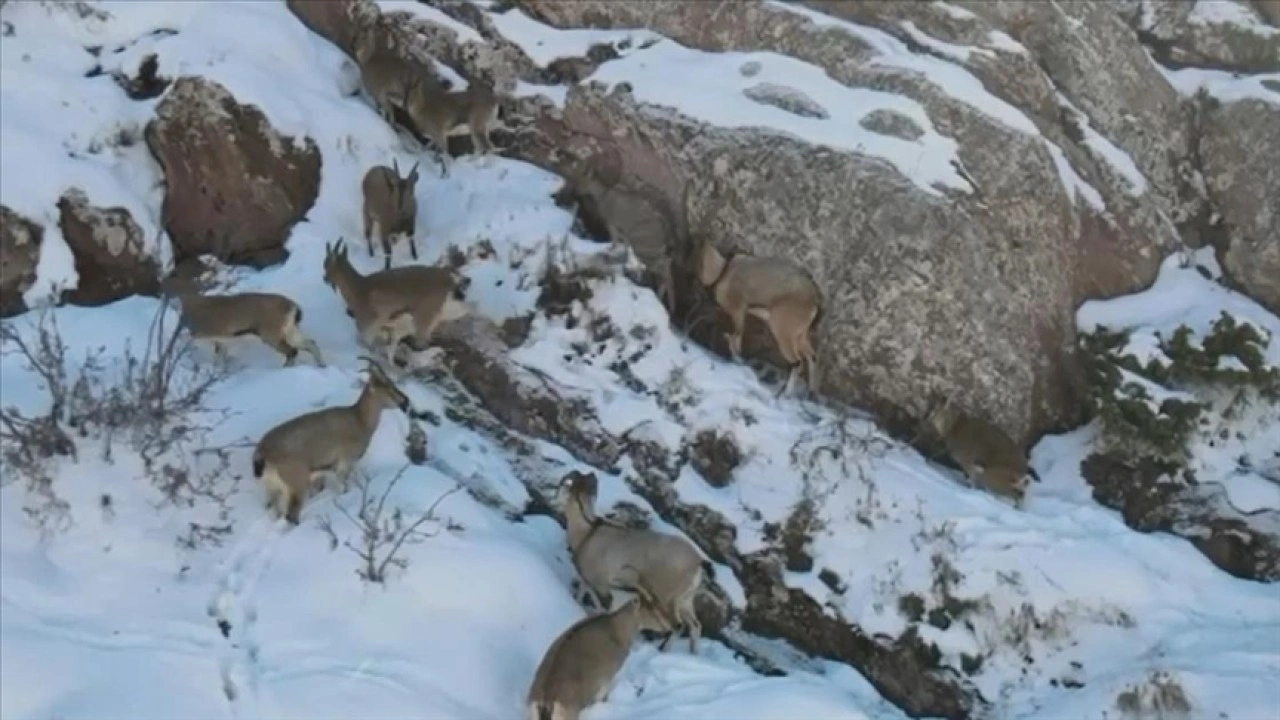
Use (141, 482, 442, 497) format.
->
(921, 394, 1032, 507)
(163, 276, 324, 368)
(322, 239, 470, 369)
(252, 358, 411, 524)
(362, 158, 420, 270)
(401, 73, 502, 175)
(526, 596, 671, 720)
(560, 470, 709, 653)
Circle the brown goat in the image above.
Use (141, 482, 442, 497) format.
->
(697, 242, 821, 393)
(922, 395, 1030, 506)
(402, 74, 501, 175)
(361, 159, 420, 270)
(252, 358, 410, 524)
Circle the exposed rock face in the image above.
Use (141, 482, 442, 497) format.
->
(1118, 0, 1280, 73)
(1201, 97, 1280, 315)
(144, 77, 321, 268)
(0, 206, 41, 318)
(56, 189, 159, 307)
(501, 0, 1185, 447)
(1083, 452, 1280, 582)
(433, 314, 984, 719)
(286, 0, 362, 56)
(952, 0, 1206, 237)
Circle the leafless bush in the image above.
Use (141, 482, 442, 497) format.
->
(0, 301, 234, 536)
(1114, 670, 1192, 719)
(318, 465, 463, 584)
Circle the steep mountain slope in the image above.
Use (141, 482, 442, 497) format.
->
(1, 2, 1278, 720)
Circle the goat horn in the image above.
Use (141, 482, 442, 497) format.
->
(392, 157, 401, 176)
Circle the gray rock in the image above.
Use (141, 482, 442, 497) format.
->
(1202, 97, 1280, 315)
(742, 82, 829, 119)
(859, 108, 924, 140)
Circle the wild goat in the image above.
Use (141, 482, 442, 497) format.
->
(560, 470, 708, 653)
(402, 74, 501, 174)
(322, 239, 470, 367)
(163, 278, 324, 367)
(922, 395, 1031, 506)
(362, 159, 420, 269)
(352, 21, 410, 126)
(526, 597, 670, 720)
(697, 242, 821, 393)
(252, 358, 410, 524)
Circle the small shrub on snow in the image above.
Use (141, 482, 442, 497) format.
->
(1080, 312, 1279, 463)
(318, 465, 462, 584)
(1114, 670, 1192, 719)
(0, 302, 232, 534)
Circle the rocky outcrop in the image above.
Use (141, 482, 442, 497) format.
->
(56, 189, 159, 307)
(286, 0, 362, 56)
(432, 313, 985, 720)
(1118, 0, 1280, 73)
(0, 206, 41, 318)
(1083, 452, 1280, 582)
(952, 0, 1207, 239)
(1201, 97, 1280, 315)
(144, 77, 321, 268)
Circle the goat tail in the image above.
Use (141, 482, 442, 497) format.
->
(1028, 467, 1042, 483)
(252, 450, 265, 479)
(701, 559, 716, 581)
(525, 702, 551, 720)
(291, 304, 303, 328)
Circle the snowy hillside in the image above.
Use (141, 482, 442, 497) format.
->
(2, 2, 1279, 720)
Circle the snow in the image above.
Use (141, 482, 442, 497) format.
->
(1158, 63, 1280, 106)
(489, 8, 661, 68)
(3, 3, 1280, 720)
(767, 2, 1108, 210)
(899, 21, 996, 63)
(584, 38, 972, 196)
(1188, 0, 1279, 36)
(1079, 247, 1280, 516)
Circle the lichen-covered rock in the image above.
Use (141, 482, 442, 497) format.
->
(56, 189, 159, 307)
(0, 206, 41, 317)
(953, 0, 1208, 239)
(1201, 97, 1280, 315)
(144, 77, 321, 268)
(1120, 0, 1280, 74)
(502, 0, 1177, 447)
(286, 0, 362, 56)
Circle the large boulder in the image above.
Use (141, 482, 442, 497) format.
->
(1201, 97, 1280, 315)
(56, 189, 160, 306)
(144, 77, 321, 268)
(285, 0, 362, 56)
(0, 206, 41, 318)
(497, 0, 1177, 446)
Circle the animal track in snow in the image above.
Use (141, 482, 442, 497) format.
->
(207, 515, 284, 717)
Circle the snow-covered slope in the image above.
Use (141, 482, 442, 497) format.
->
(2, 3, 1279, 720)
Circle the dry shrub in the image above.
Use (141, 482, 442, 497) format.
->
(0, 301, 234, 537)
